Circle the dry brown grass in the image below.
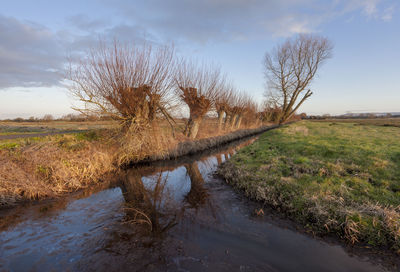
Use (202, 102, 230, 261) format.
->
(0, 118, 271, 208)
(0, 137, 116, 208)
(116, 123, 178, 166)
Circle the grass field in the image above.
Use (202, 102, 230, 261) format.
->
(0, 120, 118, 136)
(313, 117, 400, 127)
(219, 121, 400, 252)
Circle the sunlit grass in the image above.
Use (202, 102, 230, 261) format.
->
(219, 121, 400, 252)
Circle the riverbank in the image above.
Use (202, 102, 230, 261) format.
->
(218, 121, 400, 254)
(0, 123, 275, 209)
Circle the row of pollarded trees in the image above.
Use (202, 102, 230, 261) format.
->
(67, 41, 261, 139)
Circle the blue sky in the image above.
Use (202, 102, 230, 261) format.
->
(0, 0, 399, 118)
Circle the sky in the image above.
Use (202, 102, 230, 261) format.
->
(0, 0, 399, 118)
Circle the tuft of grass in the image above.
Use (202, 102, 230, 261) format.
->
(219, 121, 400, 253)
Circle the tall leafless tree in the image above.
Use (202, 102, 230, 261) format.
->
(66, 41, 176, 130)
(263, 34, 333, 123)
(175, 60, 224, 139)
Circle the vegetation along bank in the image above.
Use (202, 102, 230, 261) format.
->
(218, 121, 400, 253)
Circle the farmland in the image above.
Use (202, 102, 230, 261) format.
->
(312, 117, 400, 128)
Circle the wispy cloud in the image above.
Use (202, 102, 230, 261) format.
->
(0, 15, 64, 88)
(341, 0, 396, 21)
(0, 15, 151, 89)
(382, 5, 395, 21)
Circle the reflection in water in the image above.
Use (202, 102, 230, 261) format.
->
(121, 170, 178, 234)
(184, 162, 209, 209)
(216, 153, 223, 165)
(120, 159, 214, 236)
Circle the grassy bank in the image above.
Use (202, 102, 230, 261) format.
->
(0, 130, 117, 208)
(218, 121, 400, 253)
(0, 120, 271, 208)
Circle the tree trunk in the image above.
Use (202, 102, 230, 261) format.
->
(230, 114, 238, 130)
(217, 110, 225, 131)
(185, 117, 202, 139)
(235, 116, 242, 129)
(224, 114, 231, 130)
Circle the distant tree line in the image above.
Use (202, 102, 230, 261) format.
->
(1, 114, 114, 122)
(305, 113, 400, 120)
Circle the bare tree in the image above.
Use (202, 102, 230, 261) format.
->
(42, 114, 54, 122)
(233, 94, 257, 129)
(215, 84, 234, 131)
(66, 41, 176, 130)
(175, 60, 223, 139)
(223, 91, 238, 130)
(228, 92, 247, 130)
(240, 98, 259, 128)
(263, 34, 333, 123)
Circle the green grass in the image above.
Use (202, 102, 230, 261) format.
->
(314, 117, 400, 127)
(0, 120, 118, 132)
(219, 121, 400, 252)
(0, 131, 102, 151)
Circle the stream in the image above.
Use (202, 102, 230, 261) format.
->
(0, 136, 398, 271)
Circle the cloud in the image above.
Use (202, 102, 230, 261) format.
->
(382, 5, 395, 21)
(0, 15, 152, 89)
(341, 0, 396, 20)
(107, 0, 320, 42)
(106, 0, 396, 42)
(0, 15, 65, 88)
(67, 14, 108, 32)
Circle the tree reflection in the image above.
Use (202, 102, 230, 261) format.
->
(184, 162, 209, 209)
(216, 153, 223, 165)
(120, 169, 178, 235)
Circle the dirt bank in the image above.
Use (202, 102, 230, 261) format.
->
(125, 124, 279, 166)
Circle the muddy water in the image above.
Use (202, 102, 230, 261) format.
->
(0, 137, 398, 272)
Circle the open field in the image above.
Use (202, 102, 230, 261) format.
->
(219, 121, 400, 253)
(0, 120, 119, 136)
(312, 117, 400, 127)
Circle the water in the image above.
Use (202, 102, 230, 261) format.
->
(0, 137, 398, 271)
